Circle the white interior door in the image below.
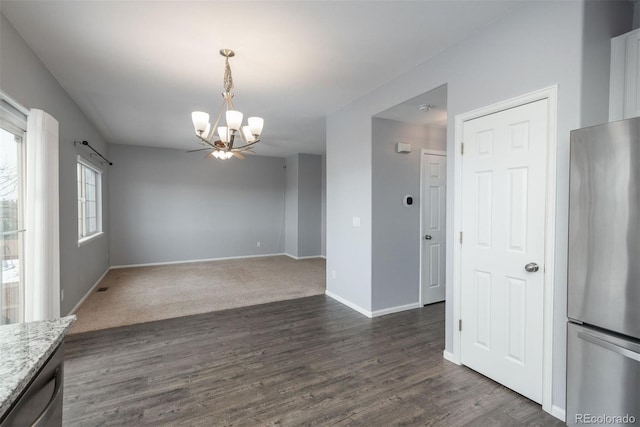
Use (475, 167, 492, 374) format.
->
(421, 153, 446, 305)
(460, 99, 548, 404)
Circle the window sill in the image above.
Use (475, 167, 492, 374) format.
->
(78, 232, 104, 247)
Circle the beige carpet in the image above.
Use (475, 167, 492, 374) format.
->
(70, 255, 325, 334)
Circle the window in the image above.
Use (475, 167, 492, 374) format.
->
(0, 99, 26, 325)
(77, 156, 102, 245)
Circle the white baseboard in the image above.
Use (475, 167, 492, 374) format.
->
(325, 292, 422, 319)
(443, 350, 461, 365)
(284, 253, 325, 260)
(371, 302, 421, 317)
(325, 290, 373, 318)
(110, 253, 287, 269)
(550, 405, 566, 422)
(319, 255, 326, 259)
(68, 267, 110, 315)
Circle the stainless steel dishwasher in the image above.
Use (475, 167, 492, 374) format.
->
(0, 343, 64, 427)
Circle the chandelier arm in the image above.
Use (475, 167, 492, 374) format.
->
(196, 134, 217, 148)
(208, 100, 227, 143)
(231, 139, 260, 151)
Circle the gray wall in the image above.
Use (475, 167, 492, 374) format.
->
(372, 118, 446, 311)
(0, 13, 110, 315)
(297, 154, 322, 257)
(108, 144, 286, 266)
(284, 153, 322, 258)
(327, 0, 630, 412)
(285, 154, 299, 256)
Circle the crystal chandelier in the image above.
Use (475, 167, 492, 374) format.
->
(191, 49, 264, 160)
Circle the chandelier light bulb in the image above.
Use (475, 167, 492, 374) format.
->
(191, 111, 209, 134)
(248, 117, 264, 136)
(218, 126, 229, 143)
(226, 110, 243, 131)
(242, 126, 256, 143)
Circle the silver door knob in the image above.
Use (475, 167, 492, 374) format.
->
(425, 235, 432, 240)
(524, 262, 539, 272)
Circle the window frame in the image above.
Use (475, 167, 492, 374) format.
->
(77, 155, 103, 246)
(0, 95, 27, 325)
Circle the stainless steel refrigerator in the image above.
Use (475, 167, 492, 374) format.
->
(567, 117, 640, 426)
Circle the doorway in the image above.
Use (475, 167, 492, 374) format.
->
(452, 87, 558, 412)
(420, 149, 446, 305)
(370, 84, 448, 314)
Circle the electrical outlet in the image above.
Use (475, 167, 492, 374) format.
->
(352, 217, 361, 227)
(332, 270, 336, 279)
(61, 289, 64, 302)
(257, 241, 261, 247)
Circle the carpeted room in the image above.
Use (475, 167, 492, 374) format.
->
(71, 142, 326, 333)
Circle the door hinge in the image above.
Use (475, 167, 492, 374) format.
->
(461, 142, 464, 155)
(459, 319, 462, 331)
(459, 231, 463, 244)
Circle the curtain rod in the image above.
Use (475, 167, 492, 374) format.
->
(74, 140, 113, 166)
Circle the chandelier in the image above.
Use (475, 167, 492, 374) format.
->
(191, 49, 264, 160)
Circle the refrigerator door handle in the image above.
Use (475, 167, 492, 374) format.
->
(578, 331, 640, 363)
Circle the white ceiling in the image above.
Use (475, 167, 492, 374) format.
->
(375, 84, 447, 128)
(1, 1, 525, 157)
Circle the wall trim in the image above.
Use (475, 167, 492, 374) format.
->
(284, 253, 325, 260)
(325, 291, 421, 319)
(325, 290, 373, 318)
(0, 90, 30, 116)
(111, 253, 288, 269)
(452, 85, 558, 413)
(68, 267, 110, 315)
(550, 405, 566, 422)
(443, 350, 460, 365)
(371, 302, 421, 317)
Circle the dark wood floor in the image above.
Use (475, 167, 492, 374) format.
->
(63, 295, 563, 426)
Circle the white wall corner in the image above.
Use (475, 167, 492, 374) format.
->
(325, 290, 373, 318)
(284, 253, 325, 260)
(550, 405, 566, 422)
(370, 302, 421, 317)
(68, 267, 110, 315)
(443, 350, 461, 365)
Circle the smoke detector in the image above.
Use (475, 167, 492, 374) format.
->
(418, 104, 435, 112)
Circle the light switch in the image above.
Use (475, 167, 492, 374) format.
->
(353, 217, 361, 227)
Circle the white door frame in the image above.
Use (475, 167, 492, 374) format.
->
(419, 148, 447, 306)
(450, 86, 557, 415)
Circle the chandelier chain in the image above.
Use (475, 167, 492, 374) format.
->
(223, 57, 234, 93)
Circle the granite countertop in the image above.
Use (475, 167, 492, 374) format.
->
(0, 316, 76, 417)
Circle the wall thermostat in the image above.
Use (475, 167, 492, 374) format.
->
(403, 194, 414, 207)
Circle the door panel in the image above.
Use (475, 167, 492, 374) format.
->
(460, 99, 548, 404)
(421, 153, 446, 305)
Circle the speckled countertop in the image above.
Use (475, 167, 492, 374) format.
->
(0, 316, 76, 417)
